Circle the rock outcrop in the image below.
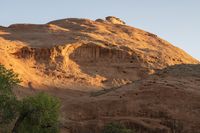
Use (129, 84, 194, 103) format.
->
(0, 17, 199, 133)
(95, 16, 126, 25)
(0, 16, 198, 89)
(105, 16, 126, 25)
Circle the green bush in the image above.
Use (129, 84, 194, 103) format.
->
(0, 64, 20, 124)
(102, 122, 135, 133)
(14, 93, 60, 133)
(0, 64, 61, 133)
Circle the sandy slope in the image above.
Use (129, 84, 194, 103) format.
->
(0, 17, 198, 90)
(60, 64, 200, 133)
(0, 16, 200, 133)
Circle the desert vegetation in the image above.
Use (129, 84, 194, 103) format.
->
(0, 64, 60, 133)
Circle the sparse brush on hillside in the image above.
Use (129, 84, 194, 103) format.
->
(0, 64, 60, 133)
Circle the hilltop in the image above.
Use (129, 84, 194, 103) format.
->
(0, 16, 199, 133)
(0, 16, 198, 90)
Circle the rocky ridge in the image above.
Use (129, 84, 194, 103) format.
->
(0, 16, 200, 133)
(0, 16, 198, 90)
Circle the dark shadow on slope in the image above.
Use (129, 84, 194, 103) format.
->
(47, 18, 101, 33)
(90, 64, 200, 97)
(1, 18, 106, 47)
(76, 64, 200, 133)
(0, 23, 100, 48)
(155, 64, 200, 78)
(15, 84, 88, 99)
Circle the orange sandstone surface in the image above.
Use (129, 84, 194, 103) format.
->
(0, 16, 199, 133)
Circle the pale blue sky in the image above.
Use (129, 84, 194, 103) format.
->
(0, 0, 199, 60)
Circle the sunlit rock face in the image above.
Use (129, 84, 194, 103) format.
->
(0, 16, 199, 89)
(105, 16, 126, 25)
(0, 16, 200, 133)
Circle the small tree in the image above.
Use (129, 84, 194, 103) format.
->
(0, 64, 20, 125)
(12, 93, 60, 133)
(0, 64, 60, 133)
(102, 122, 134, 133)
(0, 65, 20, 93)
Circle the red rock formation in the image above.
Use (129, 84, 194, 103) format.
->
(0, 17, 199, 133)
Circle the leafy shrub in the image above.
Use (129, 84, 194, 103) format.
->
(14, 93, 60, 133)
(0, 64, 20, 124)
(0, 64, 61, 133)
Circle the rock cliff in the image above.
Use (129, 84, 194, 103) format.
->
(1, 16, 198, 89)
(0, 16, 199, 133)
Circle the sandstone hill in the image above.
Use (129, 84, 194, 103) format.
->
(0, 16, 198, 90)
(59, 64, 200, 133)
(0, 16, 199, 133)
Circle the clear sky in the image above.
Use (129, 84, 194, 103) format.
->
(0, 0, 199, 60)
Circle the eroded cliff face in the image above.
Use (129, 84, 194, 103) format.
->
(15, 47, 51, 60)
(15, 43, 134, 62)
(0, 16, 199, 89)
(0, 16, 200, 133)
(12, 41, 147, 89)
(70, 43, 134, 61)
